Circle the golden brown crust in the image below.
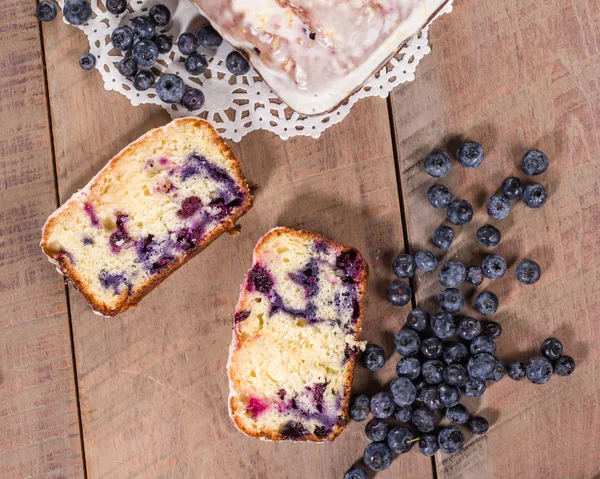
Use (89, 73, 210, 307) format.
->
(40, 118, 254, 317)
(227, 227, 368, 442)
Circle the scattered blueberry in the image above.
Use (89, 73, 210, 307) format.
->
(468, 416, 490, 435)
(197, 24, 223, 49)
(463, 378, 486, 397)
(458, 318, 483, 347)
(155, 34, 173, 54)
(131, 15, 155, 40)
(438, 426, 465, 454)
(363, 343, 386, 371)
(79, 53, 96, 70)
(422, 386, 445, 410)
(394, 405, 413, 422)
(390, 377, 417, 407)
(516, 259, 541, 284)
(484, 321, 502, 339)
(474, 291, 499, 316)
(446, 404, 470, 424)
(387, 280, 412, 307)
(523, 183, 547, 208)
(365, 418, 390, 442)
(412, 407, 438, 432)
(433, 225, 454, 250)
(468, 353, 496, 380)
(149, 4, 171, 27)
(427, 184, 452, 209)
(132, 69, 154, 91)
(421, 337, 444, 359)
(371, 392, 396, 418)
(415, 250, 437, 271)
(487, 358, 507, 382)
(36, 1, 58, 21)
(431, 311, 456, 339)
(424, 150, 451, 177)
(554, 356, 575, 376)
(344, 467, 368, 479)
(486, 195, 511, 220)
(396, 356, 421, 380)
(466, 266, 484, 286)
(477, 224, 502, 248)
(392, 253, 416, 278)
(406, 308, 429, 332)
(185, 52, 208, 75)
(447, 199, 473, 225)
(521, 149, 549, 176)
(394, 329, 421, 356)
(457, 141, 484, 168)
(470, 336, 497, 355)
(363, 442, 392, 471)
(422, 359, 445, 385)
(117, 57, 138, 77)
(439, 288, 464, 313)
(156, 74, 185, 103)
(438, 261, 466, 288)
(502, 176, 524, 200)
(181, 88, 205, 111)
(111, 26, 135, 52)
(508, 361, 526, 380)
(526, 356, 553, 384)
(105, 0, 126, 15)
(442, 342, 468, 365)
(418, 434, 439, 457)
(132, 39, 158, 67)
(541, 337, 563, 361)
(438, 383, 461, 407)
(63, 0, 92, 25)
(443, 364, 469, 387)
(350, 394, 370, 421)
(387, 427, 416, 454)
(226, 51, 251, 75)
(178, 32, 199, 55)
(482, 254, 507, 280)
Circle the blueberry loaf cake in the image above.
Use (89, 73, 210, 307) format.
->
(228, 227, 368, 442)
(41, 118, 253, 316)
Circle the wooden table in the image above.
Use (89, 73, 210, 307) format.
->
(2, 0, 599, 477)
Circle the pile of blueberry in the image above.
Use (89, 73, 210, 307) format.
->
(345, 144, 575, 478)
(35, 0, 251, 111)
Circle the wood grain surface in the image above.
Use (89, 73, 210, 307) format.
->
(0, 1, 84, 478)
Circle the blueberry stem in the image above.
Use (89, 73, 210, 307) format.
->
(407, 437, 421, 444)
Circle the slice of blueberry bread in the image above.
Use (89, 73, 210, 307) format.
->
(41, 118, 253, 316)
(228, 227, 368, 442)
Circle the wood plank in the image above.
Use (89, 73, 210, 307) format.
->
(0, 1, 85, 478)
(390, 0, 600, 477)
(41, 14, 434, 479)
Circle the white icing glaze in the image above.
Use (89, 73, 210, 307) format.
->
(193, 0, 448, 115)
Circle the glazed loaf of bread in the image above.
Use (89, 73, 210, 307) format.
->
(228, 227, 368, 442)
(194, 0, 449, 115)
(41, 118, 253, 316)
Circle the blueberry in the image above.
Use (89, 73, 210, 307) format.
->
(446, 404, 470, 424)
(508, 361, 526, 380)
(106, 0, 127, 15)
(466, 266, 484, 286)
(468, 416, 489, 435)
(394, 329, 420, 356)
(155, 34, 173, 54)
(457, 141, 484, 168)
(419, 338, 441, 360)
(387, 427, 416, 454)
(486, 195, 511, 220)
(197, 24, 223, 49)
(463, 378, 486, 397)
(365, 418, 390, 442)
(36, 1, 58, 21)
(526, 356, 553, 384)
(487, 358, 506, 382)
(439, 288, 464, 314)
(386, 280, 412, 307)
(411, 407, 438, 432)
(438, 261, 466, 288)
(63, 0, 92, 25)
(181, 88, 205, 111)
(226, 51, 251, 75)
(149, 4, 171, 27)
(484, 321, 502, 339)
(418, 434, 439, 456)
(350, 394, 370, 421)
(443, 364, 469, 387)
(363, 343, 386, 371)
(117, 57, 138, 77)
(438, 383, 461, 407)
(131, 15, 155, 40)
(178, 32, 199, 55)
(554, 356, 575, 376)
(414, 250, 437, 271)
(502, 176, 524, 200)
(185, 52, 208, 75)
(414, 380, 427, 402)
(427, 184, 452, 209)
(390, 377, 417, 406)
(371, 392, 396, 418)
(438, 426, 465, 454)
(482, 254, 507, 280)
(424, 150, 451, 177)
(541, 337, 563, 361)
(516, 259, 541, 284)
(474, 291, 499, 316)
(470, 336, 497, 355)
(392, 253, 416, 278)
(79, 53, 96, 70)
(344, 467, 368, 479)
(433, 225, 455, 250)
(477, 224, 502, 248)
(468, 353, 495, 380)
(521, 149, 549, 176)
(431, 311, 456, 339)
(422, 359, 445, 385)
(523, 183, 547, 208)
(396, 356, 421, 380)
(406, 308, 429, 332)
(395, 405, 413, 422)
(442, 342, 468, 365)
(132, 69, 154, 91)
(422, 386, 445, 410)
(447, 199, 473, 225)
(111, 26, 135, 52)
(363, 442, 392, 471)
(132, 39, 158, 67)
(156, 74, 185, 103)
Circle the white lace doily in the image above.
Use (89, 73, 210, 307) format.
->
(60, 0, 453, 142)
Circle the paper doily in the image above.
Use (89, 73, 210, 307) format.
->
(59, 0, 453, 142)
